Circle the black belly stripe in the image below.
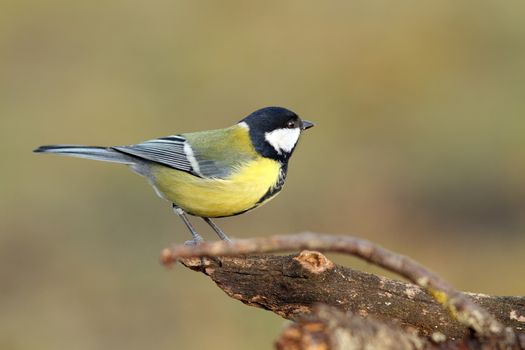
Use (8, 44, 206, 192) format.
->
(187, 162, 289, 219)
(256, 163, 288, 205)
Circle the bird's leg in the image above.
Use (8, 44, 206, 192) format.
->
(202, 217, 232, 242)
(172, 204, 203, 245)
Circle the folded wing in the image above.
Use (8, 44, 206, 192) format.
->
(113, 135, 238, 179)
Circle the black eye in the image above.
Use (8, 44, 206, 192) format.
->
(287, 120, 295, 128)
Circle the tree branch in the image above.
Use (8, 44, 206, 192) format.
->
(276, 304, 428, 350)
(277, 305, 525, 350)
(161, 233, 524, 347)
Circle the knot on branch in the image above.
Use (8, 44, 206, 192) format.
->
(293, 251, 334, 274)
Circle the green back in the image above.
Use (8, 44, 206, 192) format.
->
(182, 124, 259, 178)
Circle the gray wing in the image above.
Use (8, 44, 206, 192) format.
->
(112, 135, 227, 178)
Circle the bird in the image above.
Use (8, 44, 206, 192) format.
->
(34, 106, 314, 244)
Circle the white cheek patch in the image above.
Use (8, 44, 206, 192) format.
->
(264, 128, 301, 155)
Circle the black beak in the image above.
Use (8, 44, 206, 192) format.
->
(302, 120, 315, 130)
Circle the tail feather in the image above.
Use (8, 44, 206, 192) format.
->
(33, 145, 136, 164)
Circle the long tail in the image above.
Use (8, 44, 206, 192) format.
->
(33, 145, 136, 164)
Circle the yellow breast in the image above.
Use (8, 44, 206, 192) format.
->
(151, 157, 282, 217)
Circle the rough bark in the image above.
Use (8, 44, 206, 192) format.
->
(162, 233, 525, 348)
(276, 305, 428, 350)
(276, 305, 525, 350)
(177, 251, 525, 340)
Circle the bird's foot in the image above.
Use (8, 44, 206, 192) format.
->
(221, 236, 233, 244)
(184, 235, 204, 246)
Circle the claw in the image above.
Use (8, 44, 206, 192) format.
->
(184, 236, 204, 246)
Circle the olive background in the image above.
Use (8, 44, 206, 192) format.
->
(1, 1, 525, 349)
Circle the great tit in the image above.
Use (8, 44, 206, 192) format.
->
(34, 106, 314, 244)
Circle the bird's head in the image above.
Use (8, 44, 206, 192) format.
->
(239, 107, 314, 162)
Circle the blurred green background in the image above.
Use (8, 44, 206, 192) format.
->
(1, 1, 525, 349)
